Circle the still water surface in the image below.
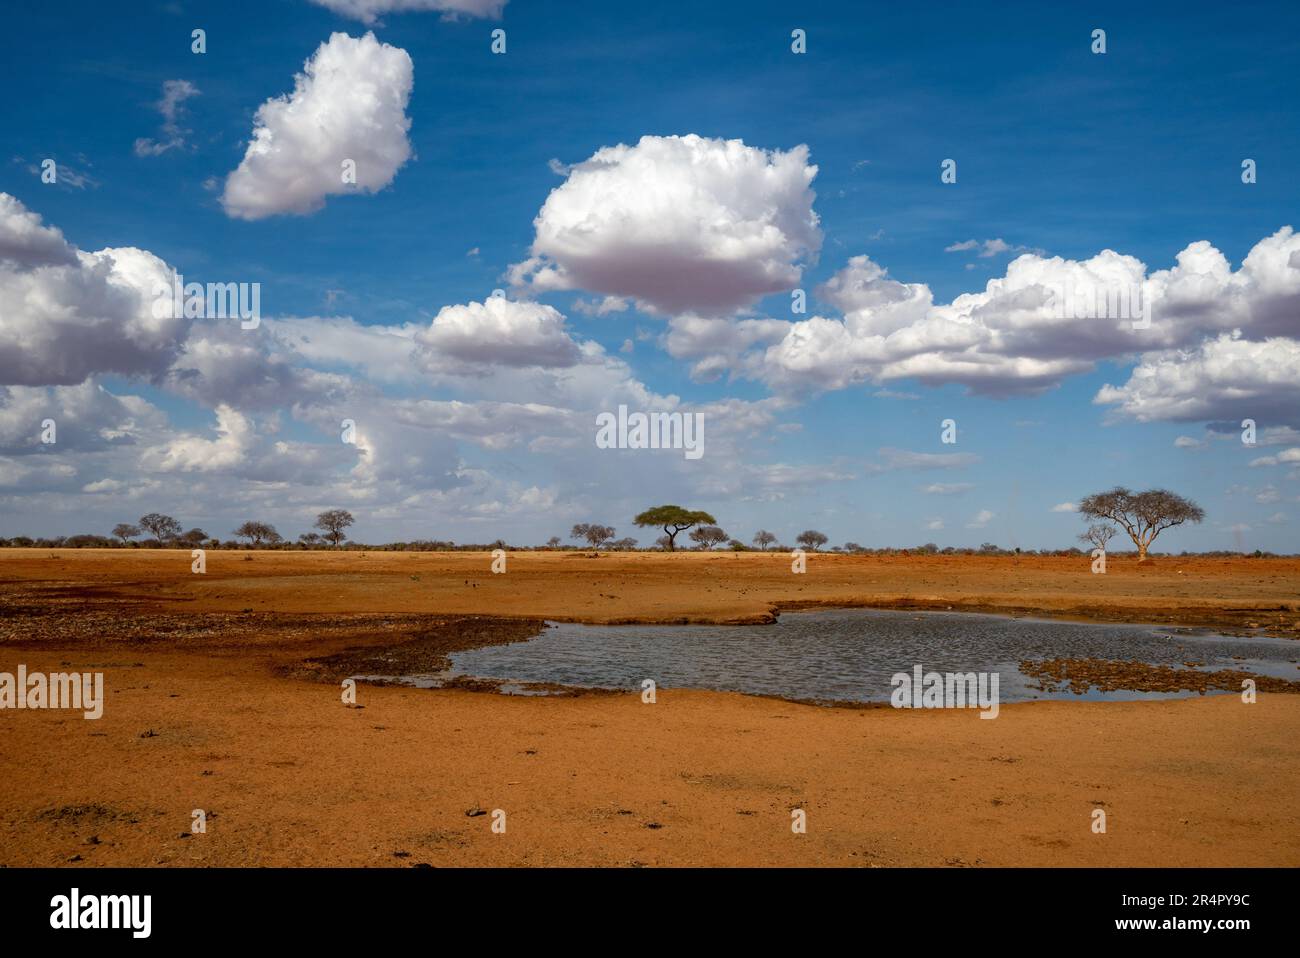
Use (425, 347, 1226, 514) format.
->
(408, 609, 1298, 703)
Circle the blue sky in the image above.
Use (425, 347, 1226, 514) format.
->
(1, 0, 1297, 550)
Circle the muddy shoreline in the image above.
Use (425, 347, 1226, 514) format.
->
(4, 585, 1297, 703)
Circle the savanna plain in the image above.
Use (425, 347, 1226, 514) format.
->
(1, 549, 1297, 867)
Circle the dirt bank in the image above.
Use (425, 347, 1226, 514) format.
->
(3, 549, 1298, 633)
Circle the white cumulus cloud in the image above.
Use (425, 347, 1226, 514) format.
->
(221, 32, 413, 220)
(416, 297, 583, 370)
(509, 134, 821, 315)
(1095, 332, 1300, 426)
(751, 226, 1300, 401)
(0, 193, 187, 385)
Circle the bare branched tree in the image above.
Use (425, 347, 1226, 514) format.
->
(1078, 488, 1204, 560)
(314, 509, 355, 547)
(1078, 523, 1118, 552)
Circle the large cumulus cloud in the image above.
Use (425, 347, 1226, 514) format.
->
(509, 134, 821, 315)
(0, 193, 186, 386)
(741, 227, 1300, 403)
(1095, 332, 1300, 426)
(416, 296, 582, 371)
(221, 32, 414, 220)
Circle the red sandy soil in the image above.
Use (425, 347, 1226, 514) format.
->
(0, 549, 1297, 866)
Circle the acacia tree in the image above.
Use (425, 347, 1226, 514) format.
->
(138, 513, 181, 542)
(1078, 523, 1118, 552)
(112, 523, 140, 544)
(1078, 488, 1204, 561)
(752, 529, 776, 551)
(796, 529, 828, 552)
(634, 505, 716, 552)
(314, 509, 355, 547)
(571, 523, 615, 550)
(233, 521, 281, 546)
(688, 525, 728, 550)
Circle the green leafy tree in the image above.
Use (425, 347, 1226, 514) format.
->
(634, 505, 716, 552)
(138, 513, 181, 542)
(112, 523, 140, 544)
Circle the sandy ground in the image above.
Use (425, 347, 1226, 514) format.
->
(4, 547, 1300, 631)
(1, 549, 1298, 867)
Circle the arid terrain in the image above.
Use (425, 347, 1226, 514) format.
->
(1, 549, 1297, 866)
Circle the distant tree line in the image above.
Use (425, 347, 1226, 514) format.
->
(1, 510, 358, 551)
(3, 488, 1285, 556)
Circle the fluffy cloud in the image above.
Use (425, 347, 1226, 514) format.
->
(1249, 448, 1300, 468)
(307, 0, 505, 25)
(221, 33, 413, 219)
(664, 313, 788, 382)
(815, 255, 931, 322)
(143, 404, 256, 472)
(0, 193, 78, 268)
(387, 398, 573, 450)
(262, 316, 425, 383)
(0, 194, 187, 385)
(0, 457, 78, 491)
(165, 320, 357, 411)
(509, 134, 821, 314)
(1095, 333, 1300, 426)
(0, 381, 166, 454)
(416, 297, 582, 370)
(744, 227, 1300, 399)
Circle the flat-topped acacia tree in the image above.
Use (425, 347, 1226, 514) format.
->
(1078, 487, 1204, 561)
(634, 505, 716, 552)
